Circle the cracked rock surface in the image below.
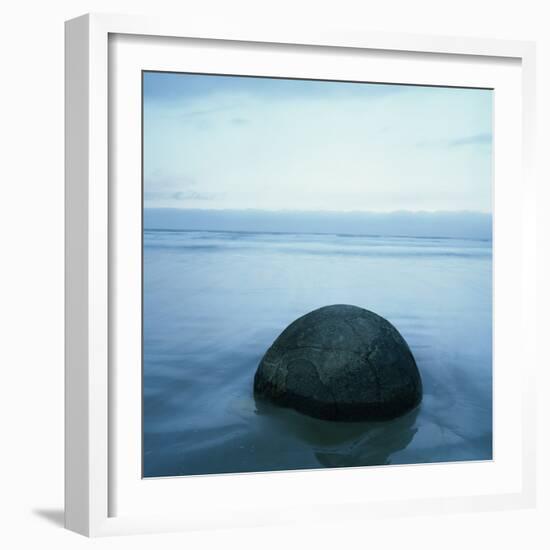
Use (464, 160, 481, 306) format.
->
(254, 304, 422, 421)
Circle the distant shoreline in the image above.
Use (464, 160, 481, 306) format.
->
(143, 226, 492, 243)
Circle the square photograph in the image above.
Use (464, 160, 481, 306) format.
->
(142, 71, 493, 478)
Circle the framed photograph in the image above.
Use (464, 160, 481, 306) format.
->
(65, 13, 537, 537)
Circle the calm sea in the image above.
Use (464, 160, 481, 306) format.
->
(143, 229, 492, 477)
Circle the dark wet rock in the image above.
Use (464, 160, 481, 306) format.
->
(254, 304, 422, 421)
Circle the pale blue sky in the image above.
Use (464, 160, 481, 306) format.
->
(143, 72, 493, 213)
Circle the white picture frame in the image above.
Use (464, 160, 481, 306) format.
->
(65, 12, 537, 537)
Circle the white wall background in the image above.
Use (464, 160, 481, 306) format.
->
(0, 1, 547, 548)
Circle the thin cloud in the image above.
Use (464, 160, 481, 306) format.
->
(178, 105, 239, 121)
(145, 174, 197, 189)
(448, 133, 492, 147)
(416, 132, 492, 149)
(144, 191, 215, 202)
(231, 117, 249, 126)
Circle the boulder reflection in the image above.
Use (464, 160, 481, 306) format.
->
(255, 396, 420, 469)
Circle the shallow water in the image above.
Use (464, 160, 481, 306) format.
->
(143, 229, 492, 477)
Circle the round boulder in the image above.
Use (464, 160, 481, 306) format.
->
(254, 304, 422, 421)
